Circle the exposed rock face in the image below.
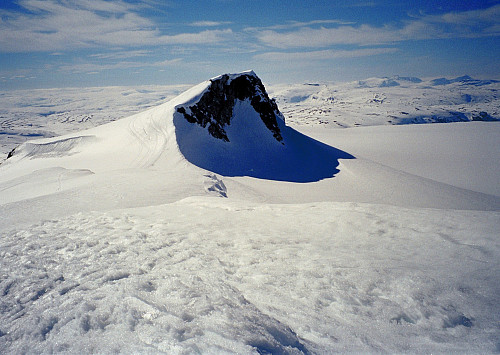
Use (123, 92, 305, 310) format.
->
(6, 148, 15, 159)
(472, 111, 496, 122)
(176, 71, 284, 143)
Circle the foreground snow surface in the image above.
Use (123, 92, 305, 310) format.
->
(1, 198, 499, 354)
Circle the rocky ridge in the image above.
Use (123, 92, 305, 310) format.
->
(176, 71, 284, 143)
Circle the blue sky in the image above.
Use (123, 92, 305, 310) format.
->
(0, 0, 499, 89)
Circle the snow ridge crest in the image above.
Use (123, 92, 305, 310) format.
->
(176, 71, 284, 143)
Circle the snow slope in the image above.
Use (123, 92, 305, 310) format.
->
(299, 122, 500, 197)
(0, 85, 191, 160)
(0, 72, 499, 354)
(175, 95, 354, 182)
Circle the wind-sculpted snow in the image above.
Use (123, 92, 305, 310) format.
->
(1, 72, 354, 183)
(0, 85, 190, 159)
(1, 75, 499, 159)
(7, 135, 97, 160)
(0, 198, 498, 353)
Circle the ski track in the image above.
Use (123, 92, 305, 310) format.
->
(128, 111, 168, 168)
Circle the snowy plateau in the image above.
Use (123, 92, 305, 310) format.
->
(0, 72, 499, 354)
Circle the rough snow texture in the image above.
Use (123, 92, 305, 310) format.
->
(0, 72, 500, 354)
(176, 71, 284, 142)
(1, 199, 499, 354)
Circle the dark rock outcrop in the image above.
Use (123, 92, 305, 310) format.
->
(472, 111, 497, 121)
(176, 71, 284, 143)
(6, 148, 15, 159)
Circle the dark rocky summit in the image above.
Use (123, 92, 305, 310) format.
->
(176, 71, 284, 143)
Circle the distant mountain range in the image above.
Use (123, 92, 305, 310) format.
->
(270, 74, 499, 128)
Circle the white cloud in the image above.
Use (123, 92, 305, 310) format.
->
(89, 50, 152, 60)
(257, 26, 398, 48)
(255, 4, 500, 48)
(151, 58, 183, 67)
(159, 29, 233, 45)
(190, 21, 232, 27)
(60, 58, 182, 73)
(254, 48, 398, 61)
(245, 20, 354, 32)
(0, 0, 233, 52)
(436, 4, 500, 25)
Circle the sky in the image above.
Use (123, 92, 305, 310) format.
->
(0, 0, 499, 89)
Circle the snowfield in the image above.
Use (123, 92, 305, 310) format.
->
(2, 199, 498, 354)
(269, 75, 499, 129)
(0, 73, 499, 354)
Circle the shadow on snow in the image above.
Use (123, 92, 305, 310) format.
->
(175, 111, 354, 183)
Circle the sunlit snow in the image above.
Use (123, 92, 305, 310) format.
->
(0, 73, 499, 354)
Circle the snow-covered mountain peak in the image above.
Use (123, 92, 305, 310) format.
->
(210, 69, 258, 82)
(1, 71, 353, 185)
(173, 71, 353, 181)
(175, 71, 284, 143)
